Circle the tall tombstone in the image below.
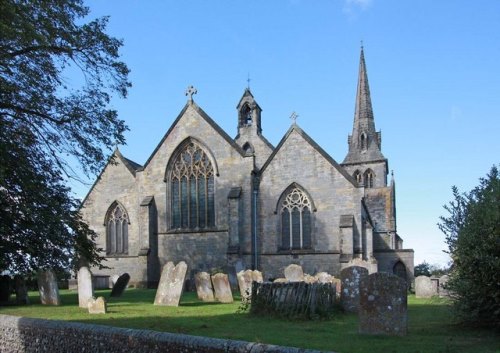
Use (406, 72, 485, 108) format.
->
(237, 270, 261, 301)
(284, 264, 304, 282)
(340, 266, 369, 313)
(154, 261, 188, 306)
(211, 273, 233, 303)
(109, 273, 130, 298)
(37, 270, 61, 305)
(415, 276, 437, 298)
(439, 275, 450, 298)
(195, 272, 215, 302)
(15, 276, 29, 305)
(0, 275, 11, 302)
(251, 270, 263, 283)
(359, 272, 407, 336)
(77, 266, 94, 308)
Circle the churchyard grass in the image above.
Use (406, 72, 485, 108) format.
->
(0, 289, 497, 353)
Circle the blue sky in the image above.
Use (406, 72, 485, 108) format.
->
(74, 0, 500, 266)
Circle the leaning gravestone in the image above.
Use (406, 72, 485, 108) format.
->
(110, 274, 120, 288)
(237, 270, 263, 301)
(0, 275, 11, 302)
(359, 272, 407, 336)
(109, 273, 130, 298)
(284, 264, 304, 282)
(415, 276, 437, 298)
(77, 266, 94, 308)
(340, 266, 369, 313)
(38, 270, 61, 305)
(154, 261, 188, 306)
(211, 273, 233, 303)
(15, 276, 29, 305)
(195, 272, 215, 302)
(88, 296, 107, 314)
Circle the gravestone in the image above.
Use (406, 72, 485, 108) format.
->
(110, 273, 130, 298)
(110, 274, 120, 288)
(77, 266, 94, 308)
(340, 266, 368, 313)
(359, 272, 407, 336)
(332, 278, 342, 299)
(415, 276, 437, 298)
(439, 275, 450, 298)
(37, 270, 61, 305)
(303, 274, 317, 283)
(88, 296, 107, 314)
(195, 272, 215, 302)
(211, 273, 233, 303)
(315, 272, 334, 284)
(15, 276, 29, 305)
(154, 261, 188, 306)
(284, 264, 304, 282)
(0, 275, 11, 302)
(237, 270, 263, 301)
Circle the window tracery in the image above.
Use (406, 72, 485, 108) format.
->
(353, 170, 363, 184)
(280, 187, 312, 250)
(364, 169, 374, 188)
(106, 202, 129, 255)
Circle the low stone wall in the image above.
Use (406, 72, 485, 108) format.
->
(0, 314, 331, 353)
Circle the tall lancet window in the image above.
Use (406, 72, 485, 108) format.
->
(106, 202, 129, 255)
(364, 169, 375, 188)
(360, 132, 368, 151)
(353, 170, 363, 185)
(169, 142, 215, 230)
(280, 187, 312, 250)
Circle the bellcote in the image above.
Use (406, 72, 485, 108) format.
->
(237, 88, 262, 134)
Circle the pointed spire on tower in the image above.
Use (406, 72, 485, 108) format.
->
(343, 46, 385, 164)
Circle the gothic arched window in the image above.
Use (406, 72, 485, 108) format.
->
(169, 142, 215, 230)
(360, 132, 368, 150)
(280, 187, 312, 250)
(364, 169, 375, 188)
(393, 261, 407, 281)
(353, 170, 363, 185)
(106, 202, 129, 255)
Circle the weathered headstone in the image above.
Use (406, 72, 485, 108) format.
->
(195, 272, 215, 302)
(332, 277, 342, 299)
(15, 276, 29, 305)
(303, 274, 317, 283)
(109, 273, 130, 298)
(37, 270, 61, 305)
(88, 296, 107, 314)
(211, 273, 233, 303)
(415, 276, 437, 298)
(284, 264, 304, 282)
(77, 266, 94, 308)
(237, 270, 263, 301)
(359, 272, 407, 336)
(315, 272, 334, 284)
(340, 266, 369, 313)
(439, 275, 450, 298)
(154, 261, 188, 306)
(0, 275, 11, 302)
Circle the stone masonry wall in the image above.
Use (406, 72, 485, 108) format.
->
(0, 315, 330, 353)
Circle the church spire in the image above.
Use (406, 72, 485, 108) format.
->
(343, 46, 385, 164)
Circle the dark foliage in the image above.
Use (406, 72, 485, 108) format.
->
(0, 0, 130, 274)
(438, 165, 500, 328)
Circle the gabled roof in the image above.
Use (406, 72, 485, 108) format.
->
(143, 101, 246, 169)
(236, 88, 262, 111)
(259, 123, 358, 187)
(80, 148, 141, 206)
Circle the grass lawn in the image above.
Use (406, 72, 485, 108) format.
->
(0, 289, 498, 353)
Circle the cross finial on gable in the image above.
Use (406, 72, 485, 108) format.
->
(185, 85, 197, 102)
(290, 111, 299, 125)
(247, 73, 251, 90)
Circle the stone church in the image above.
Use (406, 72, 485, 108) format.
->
(81, 48, 414, 287)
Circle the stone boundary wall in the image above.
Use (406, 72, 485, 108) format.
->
(0, 314, 332, 353)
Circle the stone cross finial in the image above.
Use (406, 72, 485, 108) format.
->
(290, 111, 299, 124)
(185, 85, 197, 102)
(247, 73, 251, 89)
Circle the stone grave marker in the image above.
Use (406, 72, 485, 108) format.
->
(15, 276, 29, 305)
(38, 270, 61, 305)
(252, 270, 263, 283)
(340, 266, 368, 313)
(110, 274, 120, 288)
(315, 272, 334, 284)
(77, 266, 94, 308)
(237, 270, 263, 301)
(0, 275, 11, 302)
(439, 275, 450, 298)
(303, 274, 317, 283)
(88, 296, 107, 314)
(359, 272, 407, 336)
(284, 264, 304, 282)
(109, 273, 130, 298)
(415, 276, 437, 298)
(211, 273, 233, 303)
(154, 261, 188, 306)
(195, 272, 215, 302)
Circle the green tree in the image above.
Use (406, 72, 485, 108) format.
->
(439, 165, 500, 328)
(0, 0, 130, 274)
(414, 261, 431, 277)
